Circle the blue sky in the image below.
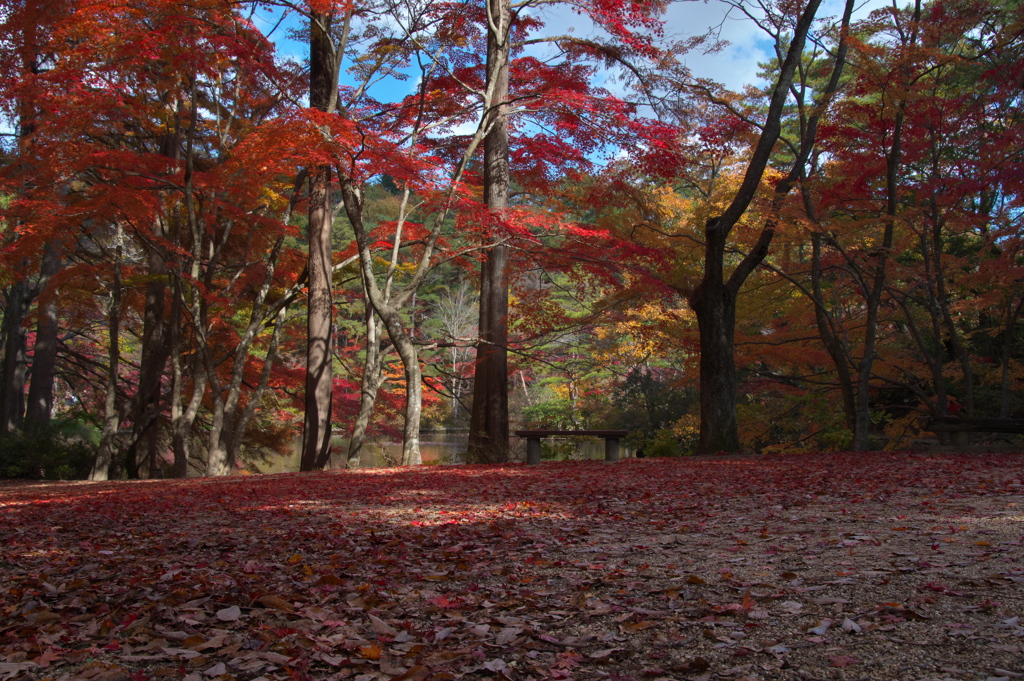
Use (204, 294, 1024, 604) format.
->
(250, 0, 892, 106)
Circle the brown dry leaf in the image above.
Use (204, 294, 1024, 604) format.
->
(358, 644, 383, 660)
(495, 626, 523, 645)
(587, 648, 622, 661)
(672, 657, 711, 673)
(368, 614, 399, 637)
(317, 574, 344, 586)
(623, 620, 658, 633)
(392, 665, 430, 681)
(257, 594, 295, 612)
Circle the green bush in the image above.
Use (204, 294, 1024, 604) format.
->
(0, 424, 97, 480)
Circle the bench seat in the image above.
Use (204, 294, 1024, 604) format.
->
(514, 430, 630, 465)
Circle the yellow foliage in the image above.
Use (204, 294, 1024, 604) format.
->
(884, 413, 923, 451)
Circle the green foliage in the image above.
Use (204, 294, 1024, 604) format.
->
(612, 367, 696, 453)
(0, 422, 97, 480)
(521, 398, 580, 430)
(644, 428, 686, 457)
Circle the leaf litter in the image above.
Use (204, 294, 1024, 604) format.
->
(2, 451, 1024, 680)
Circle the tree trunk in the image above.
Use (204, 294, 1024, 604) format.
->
(348, 299, 387, 468)
(25, 242, 61, 430)
(125, 228, 168, 478)
(689, 220, 740, 453)
(301, 9, 337, 472)
(809, 232, 857, 433)
(0, 280, 30, 434)
(684, 0, 835, 454)
(379, 309, 423, 466)
(168, 288, 204, 478)
(91, 232, 123, 481)
(467, 0, 511, 464)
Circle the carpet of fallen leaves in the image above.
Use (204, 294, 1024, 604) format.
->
(2, 452, 1024, 681)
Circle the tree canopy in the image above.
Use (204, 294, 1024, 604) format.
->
(1, 0, 1022, 478)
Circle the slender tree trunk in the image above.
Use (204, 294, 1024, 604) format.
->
(468, 0, 511, 463)
(851, 135, 900, 451)
(25, 242, 61, 430)
(810, 232, 857, 432)
(301, 9, 337, 472)
(378, 309, 423, 465)
(168, 288, 204, 478)
(91, 231, 123, 481)
(348, 299, 387, 468)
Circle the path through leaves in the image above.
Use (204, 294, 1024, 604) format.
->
(2, 453, 1024, 681)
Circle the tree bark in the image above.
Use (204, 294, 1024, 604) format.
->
(468, 0, 511, 464)
(125, 222, 168, 478)
(348, 298, 387, 468)
(25, 242, 61, 430)
(91, 230, 123, 481)
(301, 9, 337, 472)
(0, 280, 30, 434)
(686, 0, 827, 454)
(168, 287, 204, 478)
(809, 231, 857, 433)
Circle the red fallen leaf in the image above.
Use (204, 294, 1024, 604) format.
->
(686, 575, 706, 585)
(429, 595, 463, 609)
(829, 655, 859, 667)
(32, 648, 62, 669)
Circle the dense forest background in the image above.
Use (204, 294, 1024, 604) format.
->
(1, 0, 1022, 479)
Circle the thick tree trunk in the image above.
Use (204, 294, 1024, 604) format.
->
(689, 221, 740, 453)
(25, 242, 60, 430)
(0, 280, 30, 434)
(467, 0, 511, 464)
(301, 9, 336, 472)
(684, 0, 837, 454)
(125, 231, 168, 478)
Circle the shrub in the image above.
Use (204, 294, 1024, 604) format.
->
(0, 423, 97, 480)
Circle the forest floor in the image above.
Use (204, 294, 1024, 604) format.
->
(2, 452, 1024, 681)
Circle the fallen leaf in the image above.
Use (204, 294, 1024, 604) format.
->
(257, 595, 294, 613)
(215, 605, 241, 622)
(369, 614, 399, 637)
(829, 655, 859, 667)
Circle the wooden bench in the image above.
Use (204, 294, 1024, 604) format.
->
(514, 430, 630, 465)
(920, 417, 1024, 447)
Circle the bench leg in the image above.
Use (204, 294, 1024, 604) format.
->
(952, 431, 968, 448)
(605, 437, 619, 462)
(527, 437, 541, 465)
